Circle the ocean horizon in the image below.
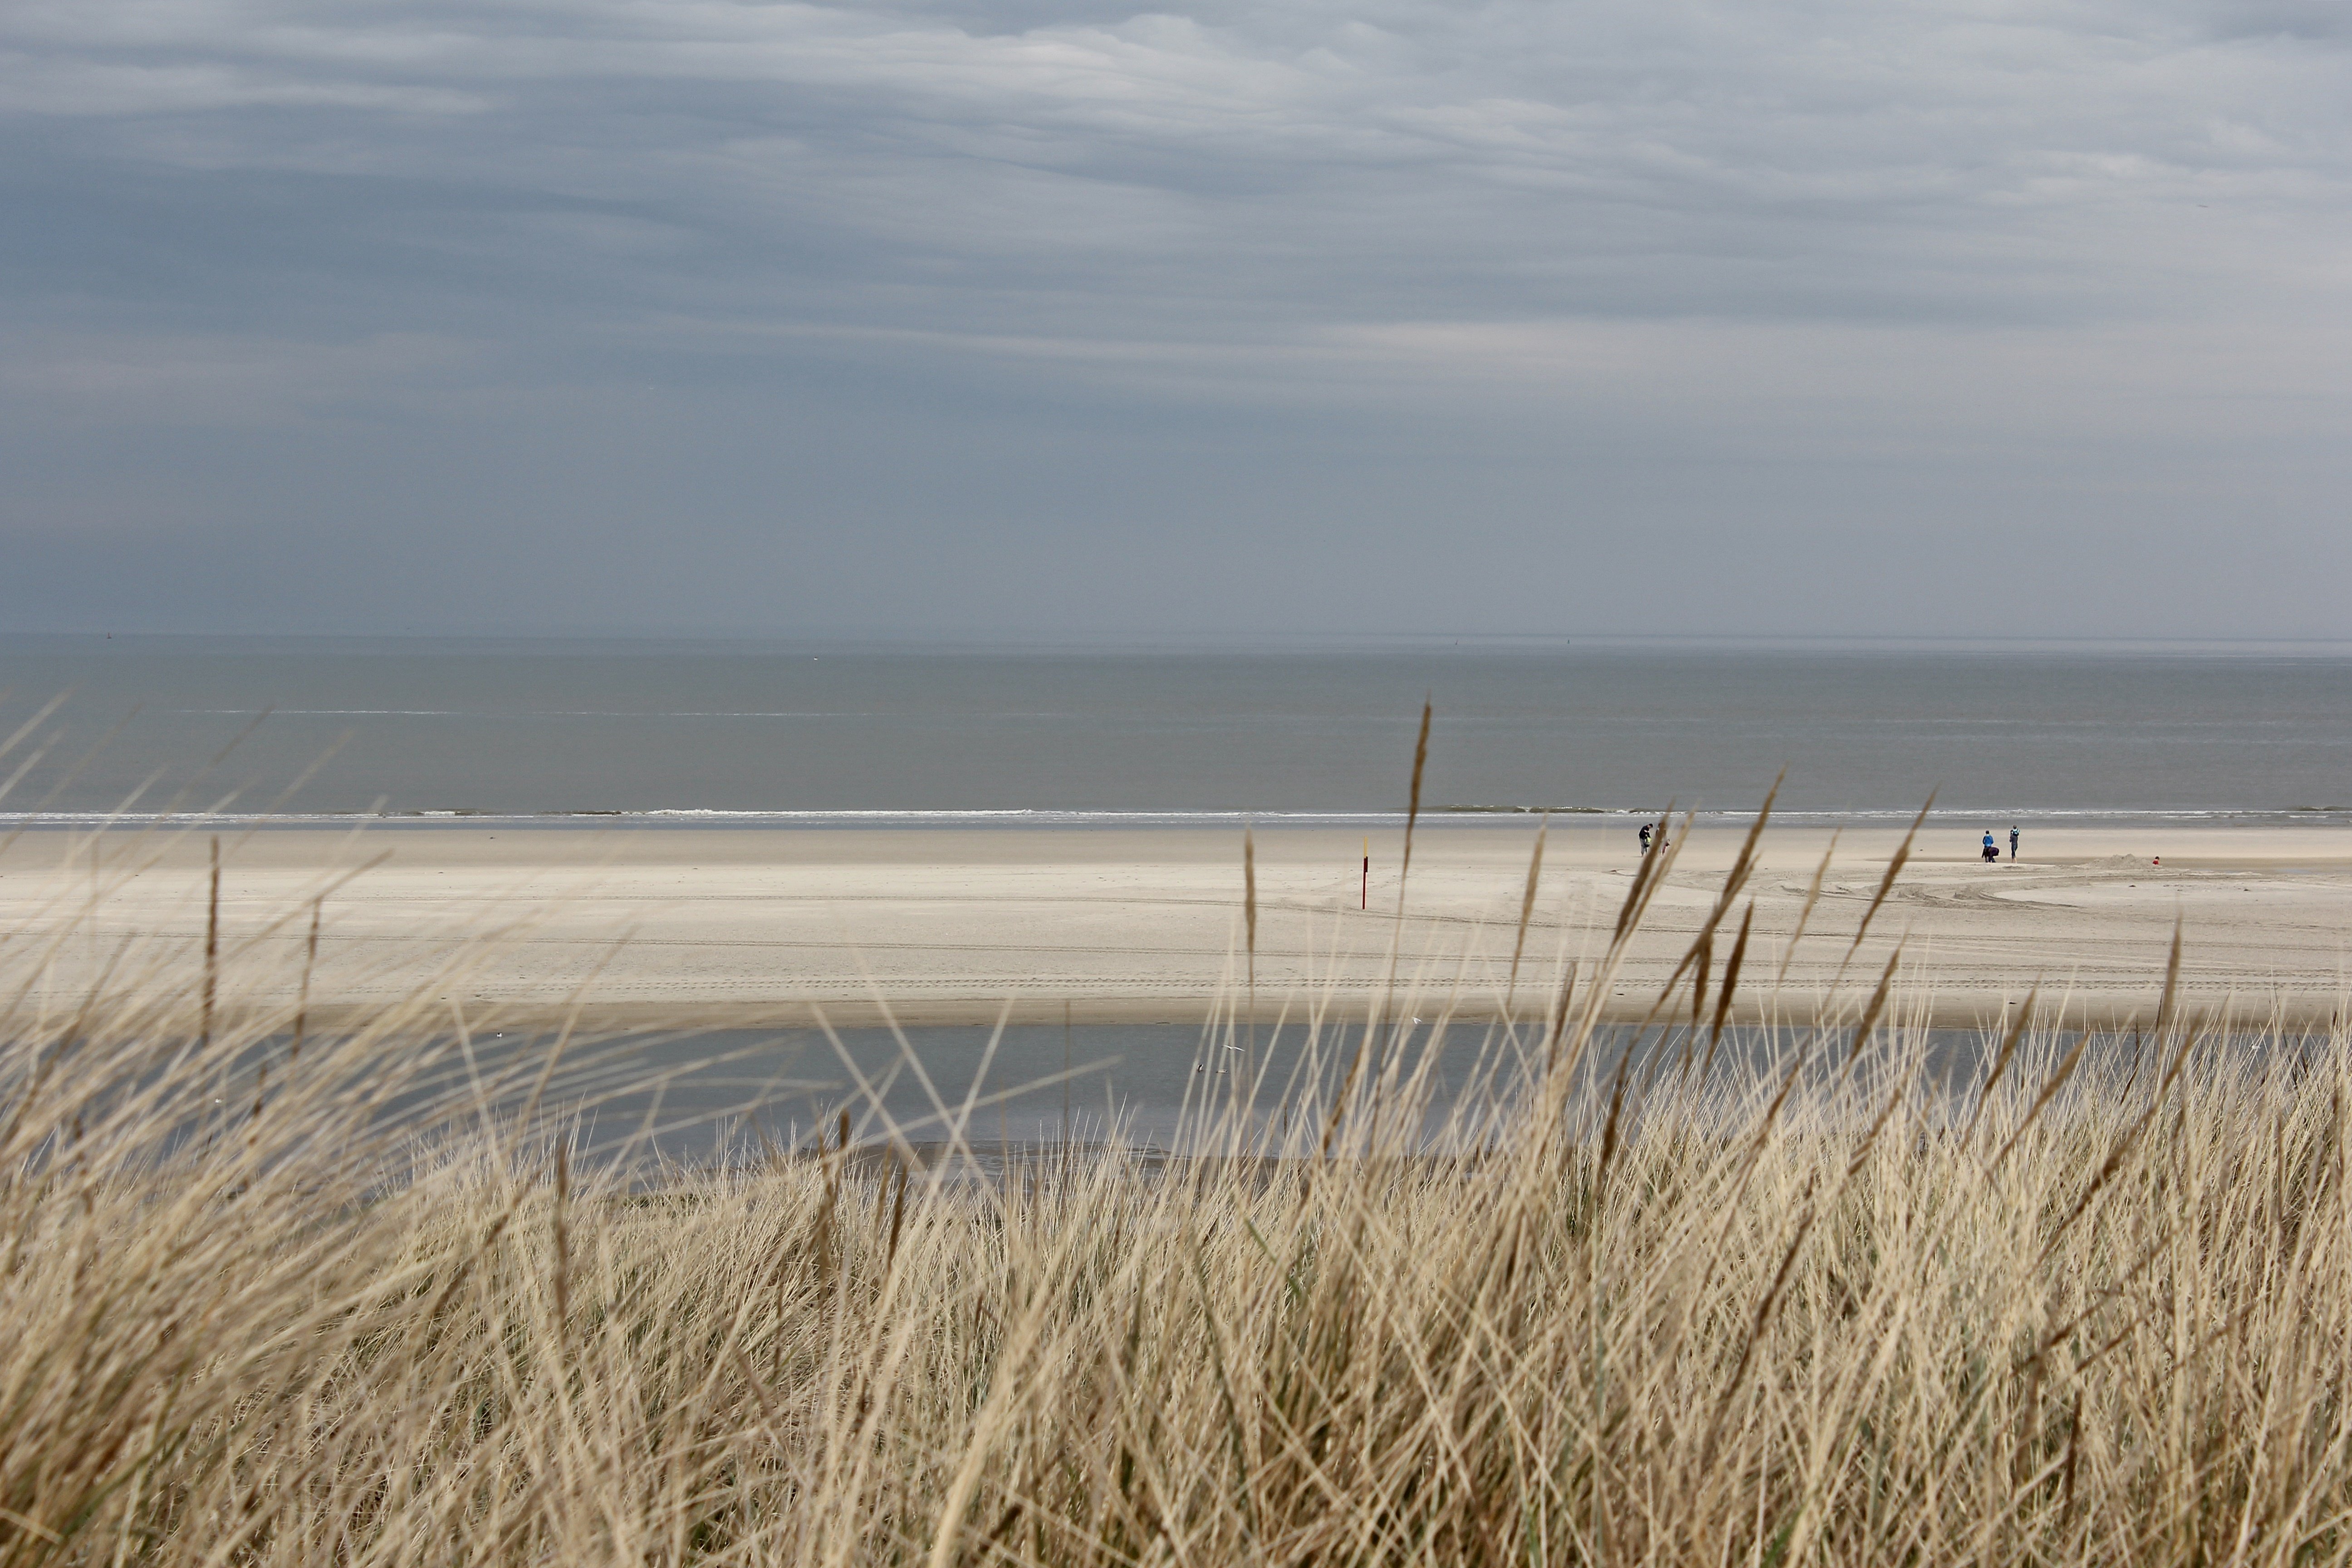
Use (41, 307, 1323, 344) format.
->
(3, 632, 2349, 825)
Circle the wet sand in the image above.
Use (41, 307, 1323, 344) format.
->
(3, 822, 2347, 1029)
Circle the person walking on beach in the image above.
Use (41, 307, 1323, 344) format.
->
(1982, 829, 1998, 864)
(2009, 825, 2019, 861)
(1639, 822, 1652, 854)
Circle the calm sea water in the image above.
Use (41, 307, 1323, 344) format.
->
(348, 1019, 2190, 1168)
(2, 634, 2349, 824)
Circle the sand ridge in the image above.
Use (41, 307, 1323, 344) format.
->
(2, 821, 2347, 1028)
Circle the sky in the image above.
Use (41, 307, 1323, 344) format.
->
(1, 0, 2347, 640)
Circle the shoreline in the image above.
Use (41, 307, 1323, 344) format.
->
(5, 822, 2347, 1030)
(5, 808, 2352, 830)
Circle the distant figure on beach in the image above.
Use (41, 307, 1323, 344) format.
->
(2009, 825, 2019, 860)
(1981, 830, 1998, 864)
(1639, 823, 1652, 854)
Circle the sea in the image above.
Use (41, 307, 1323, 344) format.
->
(2, 632, 2349, 826)
(8, 632, 2342, 1160)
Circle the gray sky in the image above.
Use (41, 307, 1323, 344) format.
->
(3, 0, 2347, 639)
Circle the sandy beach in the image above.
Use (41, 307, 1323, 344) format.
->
(2, 821, 2346, 1029)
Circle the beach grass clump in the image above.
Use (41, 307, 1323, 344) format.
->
(2, 824, 2351, 1567)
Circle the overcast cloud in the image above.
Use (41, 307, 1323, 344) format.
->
(2, 0, 2347, 637)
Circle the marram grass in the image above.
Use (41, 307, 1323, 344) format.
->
(2, 820, 2350, 1567)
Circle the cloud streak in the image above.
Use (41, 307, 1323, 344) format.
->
(0, 0, 2347, 635)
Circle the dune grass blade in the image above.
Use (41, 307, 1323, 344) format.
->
(1847, 792, 1934, 957)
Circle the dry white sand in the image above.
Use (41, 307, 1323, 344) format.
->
(5, 821, 2348, 1028)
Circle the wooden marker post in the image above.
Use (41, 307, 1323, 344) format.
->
(1362, 836, 1369, 910)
